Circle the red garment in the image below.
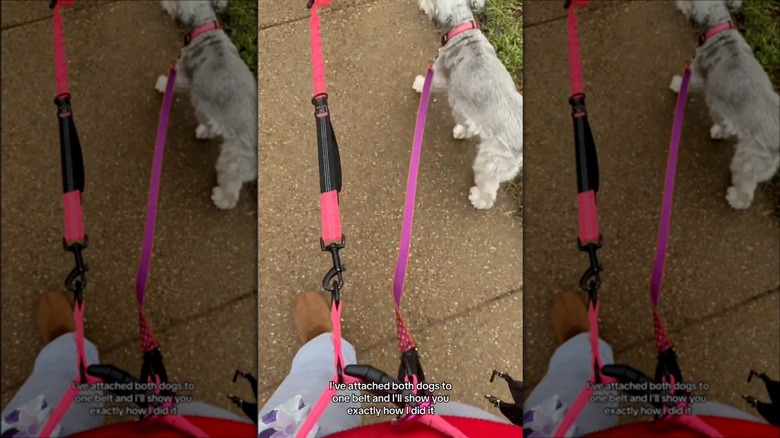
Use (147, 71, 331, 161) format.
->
(328, 416, 522, 437)
(69, 416, 255, 437)
(584, 415, 780, 438)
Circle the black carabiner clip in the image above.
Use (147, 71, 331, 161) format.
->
(321, 236, 346, 301)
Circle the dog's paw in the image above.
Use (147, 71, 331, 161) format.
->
(468, 186, 496, 210)
(212, 186, 239, 210)
(710, 124, 726, 140)
(412, 75, 426, 94)
(453, 124, 469, 140)
(726, 186, 752, 210)
(669, 75, 682, 93)
(418, 0, 435, 19)
(195, 124, 213, 140)
(155, 75, 169, 94)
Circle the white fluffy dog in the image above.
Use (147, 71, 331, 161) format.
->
(414, 0, 523, 210)
(672, 0, 779, 210)
(157, 0, 258, 210)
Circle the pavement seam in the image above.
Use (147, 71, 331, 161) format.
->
(1, 1, 123, 31)
(524, 286, 780, 390)
(523, 0, 630, 29)
(259, 287, 521, 392)
(1, 290, 257, 393)
(259, 0, 381, 31)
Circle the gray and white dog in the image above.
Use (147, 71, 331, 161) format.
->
(157, 0, 258, 210)
(671, 0, 779, 210)
(414, 0, 523, 210)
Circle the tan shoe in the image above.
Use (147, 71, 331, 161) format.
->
(292, 291, 333, 344)
(36, 291, 75, 344)
(550, 291, 590, 344)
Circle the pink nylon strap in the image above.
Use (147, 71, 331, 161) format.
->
(566, 0, 589, 96)
(309, 0, 332, 96)
(39, 302, 103, 437)
(52, 2, 72, 96)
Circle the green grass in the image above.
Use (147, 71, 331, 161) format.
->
(218, 0, 258, 77)
(734, 0, 780, 219)
(480, 0, 523, 218)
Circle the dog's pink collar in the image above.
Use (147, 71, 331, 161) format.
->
(184, 20, 221, 46)
(698, 20, 735, 46)
(441, 20, 479, 46)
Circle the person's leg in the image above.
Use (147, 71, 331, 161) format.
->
(524, 292, 618, 437)
(258, 292, 360, 437)
(1, 292, 103, 437)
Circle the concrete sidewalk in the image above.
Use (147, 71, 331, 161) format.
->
(257, 0, 522, 425)
(523, 0, 779, 424)
(1, 0, 256, 424)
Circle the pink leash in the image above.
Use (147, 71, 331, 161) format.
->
(41, 2, 205, 434)
(297, 1, 355, 436)
(40, 2, 101, 435)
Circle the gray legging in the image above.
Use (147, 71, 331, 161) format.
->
(523, 332, 766, 436)
(1, 333, 249, 437)
(258, 332, 512, 437)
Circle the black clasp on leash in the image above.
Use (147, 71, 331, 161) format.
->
(306, 0, 315, 9)
(86, 364, 153, 412)
(485, 370, 523, 425)
(563, 0, 573, 9)
(49, 0, 58, 9)
(577, 237, 602, 304)
(228, 370, 258, 423)
(321, 236, 346, 301)
(398, 348, 426, 385)
(64, 237, 88, 303)
(140, 347, 169, 390)
(743, 370, 780, 426)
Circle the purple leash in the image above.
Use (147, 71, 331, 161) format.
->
(649, 64, 691, 352)
(392, 64, 434, 309)
(135, 63, 176, 351)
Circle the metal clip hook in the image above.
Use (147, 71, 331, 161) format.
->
(321, 236, 346, 300)
(306, 0, 314, 9)
(64, 236, 89, 301)
(485, 394, 504, 407)
(577, 238, 602, 301)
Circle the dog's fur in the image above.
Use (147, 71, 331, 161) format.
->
(414, 0, 523, 210)
(157, 0, 257, 210)
(672, 0, 779, 210)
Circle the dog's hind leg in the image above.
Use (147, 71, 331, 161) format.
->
(469, 139, 519, 210)
(212, 139, 257, 210)
(726, 139, 779, 209)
